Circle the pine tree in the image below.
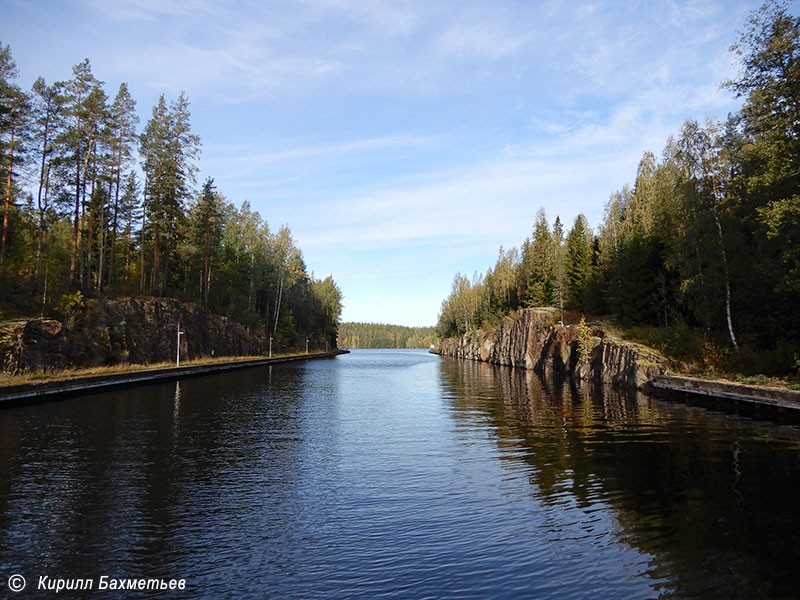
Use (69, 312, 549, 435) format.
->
(30, 77, 67, 288)
(521, 207, 554, 306)
(106, 83, 138, 290)
(0, 43, 30, 267)
(139, 92, 200, 296)
(117, 170, 141, 281)
(566, 214, 593, 311)
(193, 177, 223, 307)
(552, 216, 566, 320)
(60, 59, 105, 287)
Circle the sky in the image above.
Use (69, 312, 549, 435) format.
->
(2, 0, 772, 326)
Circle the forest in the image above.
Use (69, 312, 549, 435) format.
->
(437, 2, 800, 375)
(338, 322, 436, 349)
(0, 51, 342, 349)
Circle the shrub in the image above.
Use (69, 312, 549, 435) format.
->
(577, 316, 593, 364)
(54, 291, 85, 329)
(54, 291, 85, 316)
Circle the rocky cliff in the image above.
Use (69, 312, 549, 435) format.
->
(0, 297, 270, 373)
(438, 308, 669, 389)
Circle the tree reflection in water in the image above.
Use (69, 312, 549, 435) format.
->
(438, 357, 800, 599)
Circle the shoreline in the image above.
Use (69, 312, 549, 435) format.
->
(0, 350, 349, 408)
(651, 374, 800, 415)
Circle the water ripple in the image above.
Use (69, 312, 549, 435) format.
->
(2, 351, 800, 598)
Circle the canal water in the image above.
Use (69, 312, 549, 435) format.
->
(1, 349, 800, 598)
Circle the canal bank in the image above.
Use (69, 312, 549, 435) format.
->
(651, 375, 800, 416)
(436, 308, 669, 388)
(436, 308, 800, 417)
(0, 350, 348, 407)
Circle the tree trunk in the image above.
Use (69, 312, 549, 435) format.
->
(77, 139, 94, 289)
(35, 165, 51, 290)
(713, 206, 738, 350)
(206, 264, 211, 308)
(86, 152, 97, 290)
(108, 149, 121, 289)
(34, 110, 52, 288)
(139, 178, 147, 295)
(162, 244, 169, 297)
(274, 275, 283, 334)
(248, 253, 255, 312)
(203, 224, 210, 306)
(69, 117, 83, 286)
(1, 126, 15, 265)
(98, 180, 111, 292)
(151, 235, 160, 295)
(124, 223, 131, 269)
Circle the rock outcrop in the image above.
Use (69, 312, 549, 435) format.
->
(438, 308, 669, 389)
(0, 297, 269, 373)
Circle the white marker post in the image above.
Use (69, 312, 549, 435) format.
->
(269, 336, 273, 358)
(305, 338, 309, 355)
(177, 322, 184, 367)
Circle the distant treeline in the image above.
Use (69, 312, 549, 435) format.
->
(338, 322, 436, 349)
(0, 48, 342, 349)
(437, 2, 800, 374)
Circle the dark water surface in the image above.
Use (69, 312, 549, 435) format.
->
(2, 349, 800, 598)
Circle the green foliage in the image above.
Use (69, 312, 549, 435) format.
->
(566, 214, 592, 311)
(338, 322, 435, 349)
(54, 290, 84, 315)
(434, 2, 800, 376)
(436, 207, 595, 339)
(54, 291, 84, 328)
(617, 233, 664, 325)
(576, 316, 593, 364)
(518, 208, 556, 307)
(0, 49, 343, 354)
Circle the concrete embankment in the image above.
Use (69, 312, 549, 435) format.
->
(652, 375, 800, 414)
(437, 308, 668, 389)
(0, 350, 348, 407)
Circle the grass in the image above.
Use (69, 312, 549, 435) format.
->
(0, 351, 332, 388)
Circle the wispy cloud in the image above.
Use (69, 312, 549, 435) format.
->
(434, 19, 531, 61)
(203, 135, 437, 181)
(79, 0, 210, 21)
(7, 0, 768, 326)
(295, 0, 423, 37)
(296, 153, 637, 252)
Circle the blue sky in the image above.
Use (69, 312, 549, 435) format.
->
(4, 0, 768, 326)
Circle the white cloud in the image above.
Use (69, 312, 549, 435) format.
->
(79, 0, 208, 21)
(295, 0, 423, 37)
(203, 135, 436, 181)
(293, 152, 637, 254)
(7, 0, 769, 327)
(434, 21, 531, 61)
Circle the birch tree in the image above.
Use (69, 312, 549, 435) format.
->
(675, 119, 739, 350)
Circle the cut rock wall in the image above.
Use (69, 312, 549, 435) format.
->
(0, 297, 269, 373)
(438, 308, 668, 389)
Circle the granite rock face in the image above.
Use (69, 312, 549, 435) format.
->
(438, 308, 668, 389)
(0, 297, 269, 373)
